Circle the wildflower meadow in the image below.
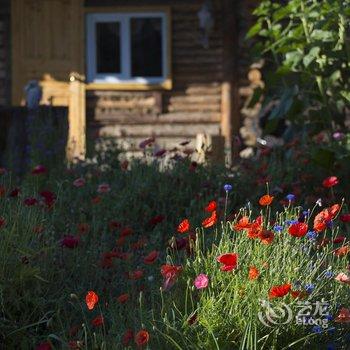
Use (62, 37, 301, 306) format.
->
(0, 133, 350, 350)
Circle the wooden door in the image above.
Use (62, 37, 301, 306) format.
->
(11, 0, 84, 105)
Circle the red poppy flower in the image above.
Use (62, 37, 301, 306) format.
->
(340, 214, 350, 223)
(31, 165, 47, 175)
(39, 190, 56, 208)
(91, 315, 104, 327)
(322, 176, 339, 188)
(24, 197, 38, 206)
(259, 194, 274, 206)
(268, 283, 291, 299)
(109, 220, 121, 231)
(205, 200, 217, 212)
(135, 329, 150, 347)
(9, 187, 20, 197)
(0, 217, 5, 229)
(288, 222, 308, 238)
(61, 235, 79, 249)
(334, 245, 350, 257)
(161, 264, 182, 290)
(148, 215, 165, 227)
(121, 160, 129, 171)
(202, 210, 217, 228)
(128, 270, 144, 280)
(121, 227, 133, 237)
(85, 291, 99, 310)
(117, 293, 129, 304)
(217, 253, 238, 271)
(234, 216, 251, 230)
(177, 219, 190, 233)
(36, 342, 52, 350)
(258, 229, 274, 244)
(77, 223, 90, 235)
(290, 290, 307, 299)
(143, 250, 159, 265)
(91, 196, 101, 204)
(248, 266, 260, 280)
(333, 236, 346, 244)
(122, 329, 134, 346)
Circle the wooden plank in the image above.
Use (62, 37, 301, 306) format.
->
(96, 123, 221, 138)
(66, 73, 86, 161)
(88, 112, 221, 124)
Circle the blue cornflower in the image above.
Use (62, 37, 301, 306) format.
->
(324, 270, 334, 279)
(305, 283, 315, 293)
(285, 219, 298, 225)
(327, 220, 334, 229)
(312, 325, 323, 334)
(273, 225, 283, 233)
(286, 193, 295, 201)
(302, 210, 309, 217)
(326, 343, 336, 350)
(223, 184, 233, 192)
(325, 314, 333, 321)
(306, 231, 317, 240)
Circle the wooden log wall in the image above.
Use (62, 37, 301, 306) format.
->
(0, 0, 10, 106)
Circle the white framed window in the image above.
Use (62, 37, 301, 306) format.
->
(86, 12, 169, 85)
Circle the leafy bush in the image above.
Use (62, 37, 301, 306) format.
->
(247, 0, 350, 135)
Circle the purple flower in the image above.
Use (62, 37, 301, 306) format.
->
(194, 274, 209, 289)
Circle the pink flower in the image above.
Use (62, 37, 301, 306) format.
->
(335, 272, 350, 284)
(194, 274, 209, 289)
(73, 178, 86, 187)
(97, 183, 111, 193)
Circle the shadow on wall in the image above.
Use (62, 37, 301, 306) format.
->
(0, 106, 68, 175)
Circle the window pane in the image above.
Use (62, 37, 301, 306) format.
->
(131, 18, 163, 77)
(96, 22, 120, 74)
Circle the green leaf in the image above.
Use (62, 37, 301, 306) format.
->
(310, 30, 334, 42)
(246, 22, 262, 39)
(303, 46, 320, 67)
(340, 90, 350, 102)
(284, 50, 303, 69)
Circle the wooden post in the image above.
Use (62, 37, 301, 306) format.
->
(67, 72, 86, 162)
(221, 0, 239, 164)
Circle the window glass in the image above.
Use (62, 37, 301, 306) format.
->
(131, 18, 163, 77)
(96, 22, 120, 74)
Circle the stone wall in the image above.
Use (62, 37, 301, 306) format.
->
(0, 0, 10, 106)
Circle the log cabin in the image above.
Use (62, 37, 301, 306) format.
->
(0, 0, 260, 162)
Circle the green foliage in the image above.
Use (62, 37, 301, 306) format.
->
(248, 0, 350, 134)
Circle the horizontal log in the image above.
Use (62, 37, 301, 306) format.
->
(95, 122, 221, 137)
(167, 104, 221, 113)
(168, 95, 221, 104)
(88, 112, 221, 124)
